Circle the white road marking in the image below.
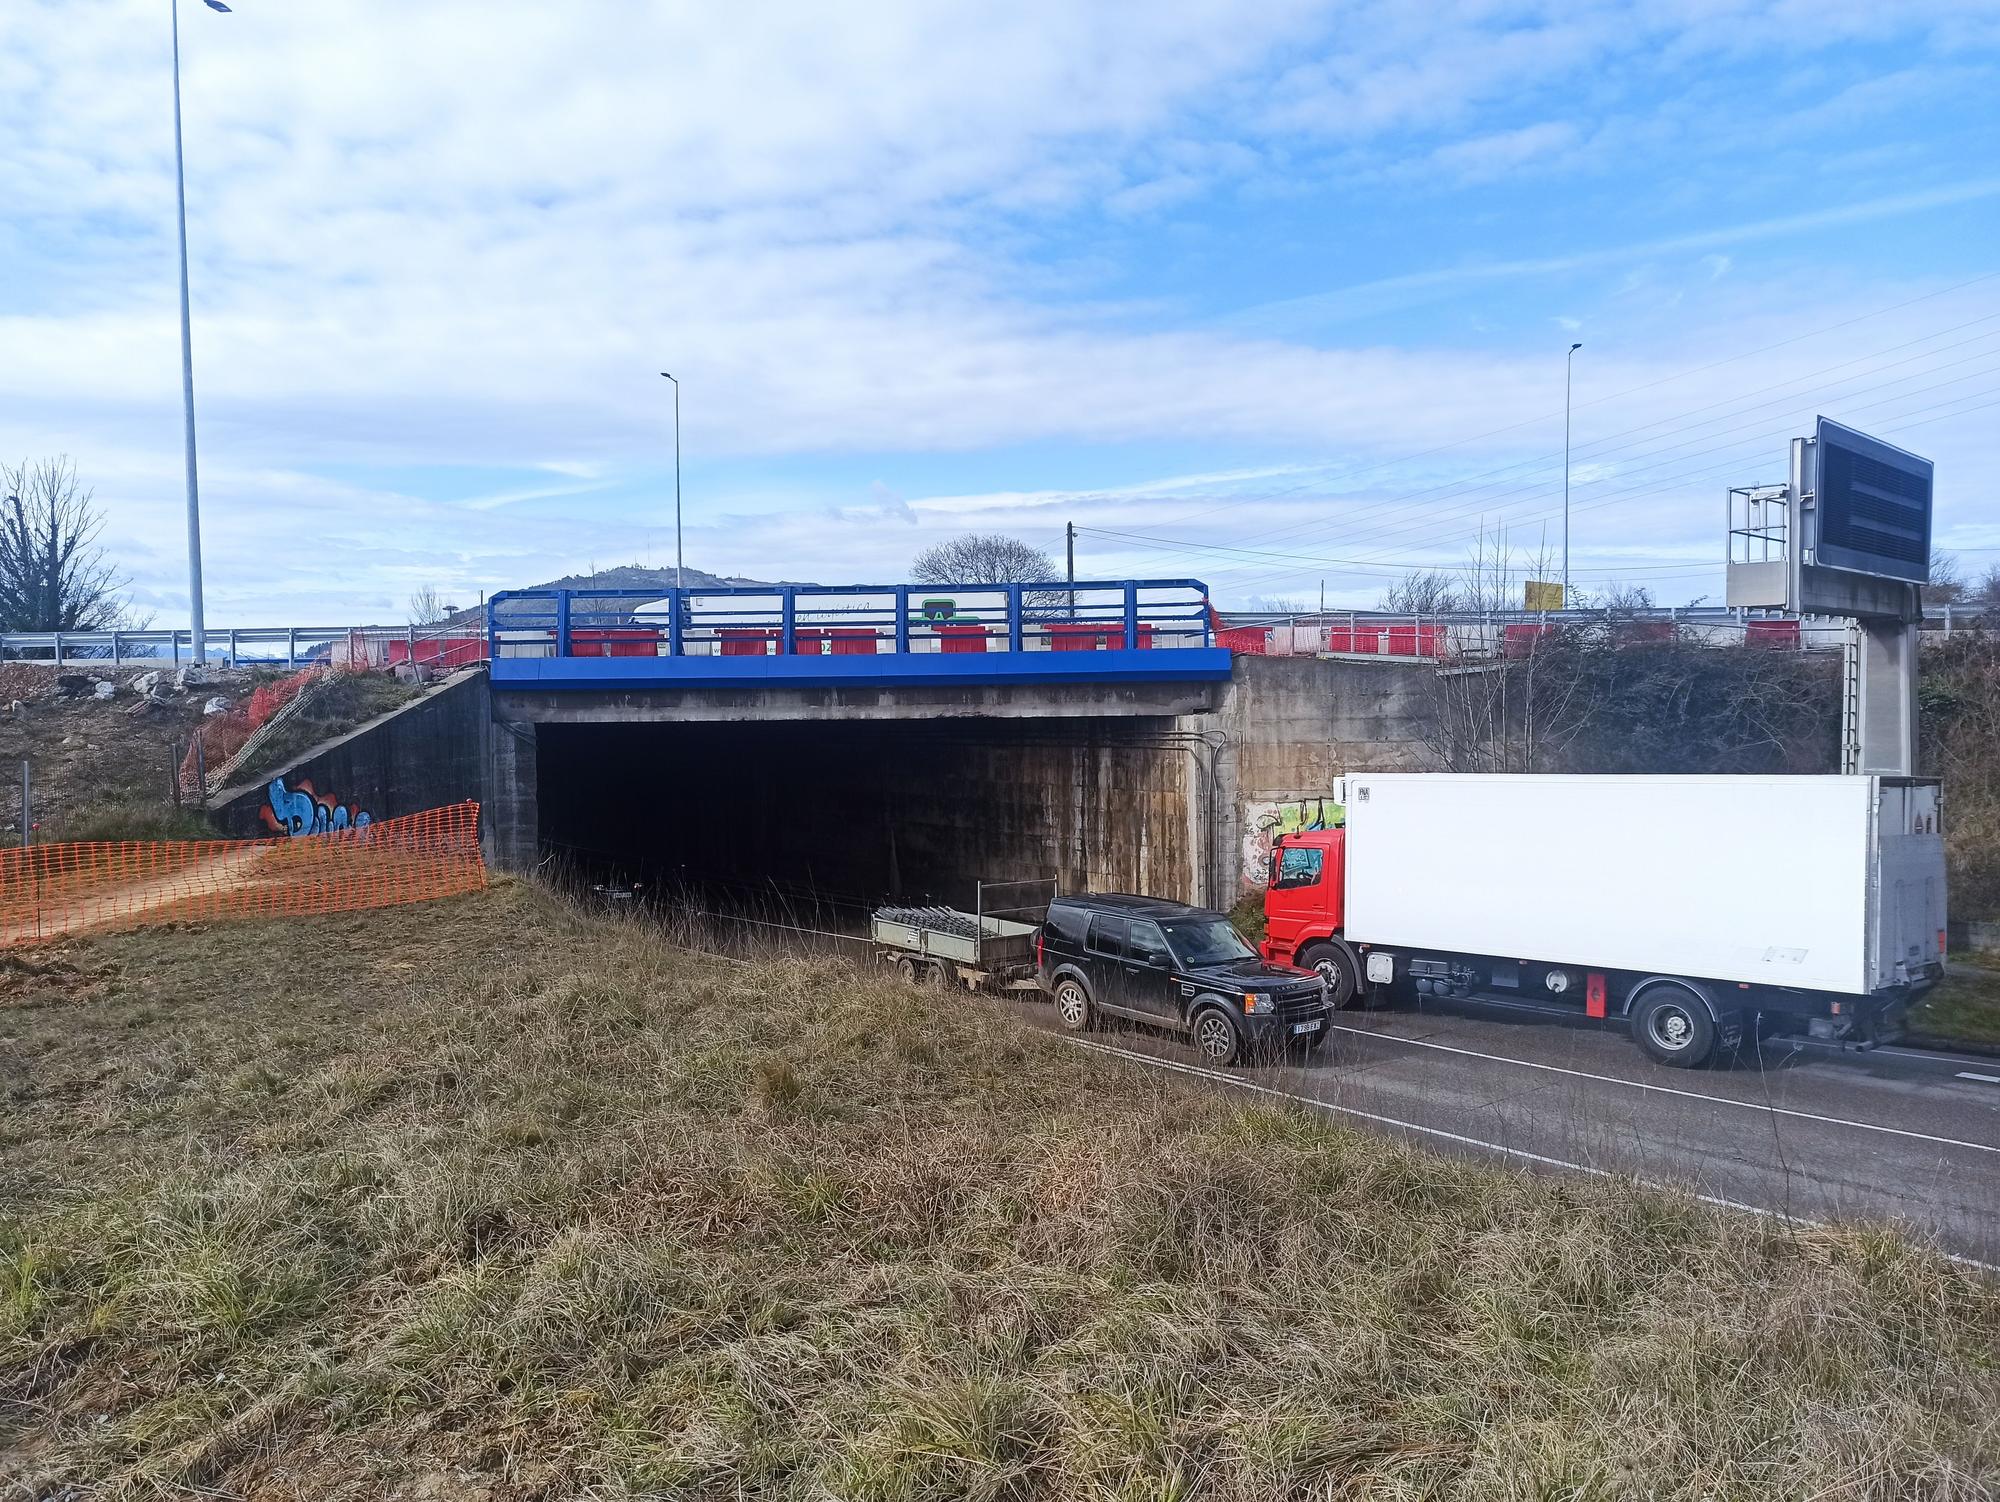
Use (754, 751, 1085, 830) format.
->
(1328, 1024, 2000, 1155)
(1958, 1071, 2000, 1085)
(1061, 1034, 2000, 1276)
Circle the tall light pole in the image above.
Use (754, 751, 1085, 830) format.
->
(172, 0, 229, 663)
(659, 372, 683, 591)
(1563, 341, 1582, 605)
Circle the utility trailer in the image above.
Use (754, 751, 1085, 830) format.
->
(872, 879, 1055, 991)
(1263, 773, 1948, 1067)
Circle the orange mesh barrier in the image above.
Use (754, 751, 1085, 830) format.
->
(0, 801, 486, 948)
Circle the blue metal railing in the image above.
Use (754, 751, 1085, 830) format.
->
(484, 579, 1215, 660)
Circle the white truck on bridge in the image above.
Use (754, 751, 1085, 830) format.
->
(1262, 773, 1948, 1067)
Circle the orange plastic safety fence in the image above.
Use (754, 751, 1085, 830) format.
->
(0, 801, 486, 948)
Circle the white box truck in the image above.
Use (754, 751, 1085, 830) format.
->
(1260, 774, 1947, 1067)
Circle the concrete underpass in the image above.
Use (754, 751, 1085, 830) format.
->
(212, 655, 1437, 920)
(532, 716, 1216, 910)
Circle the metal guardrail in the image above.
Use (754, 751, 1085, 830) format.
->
(1220, 604, 1999, 661)
(485, 580, 1216, 659)
(3, 600, 1988, 669)
(0, 624, 475, 669)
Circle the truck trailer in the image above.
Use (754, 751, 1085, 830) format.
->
(1261, 773, 1947, 1067)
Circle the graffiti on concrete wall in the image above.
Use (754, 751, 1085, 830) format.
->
(262, 776, 372, 838)
(1241, 796, 1341, 889)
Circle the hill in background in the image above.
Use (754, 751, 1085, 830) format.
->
(445, 564, 813, 628)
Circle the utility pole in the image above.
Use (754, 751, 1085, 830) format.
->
(172, 0, 227, 664)
(660, 373, 684, 591)
(1065, 521, 1075, 616)
(1563, 341, 1582, 606)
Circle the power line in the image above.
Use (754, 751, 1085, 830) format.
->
(1098, 272, 2000, 540)
(1183, 321, 2000, 565)
(1110, 387, 2000, 601)
(1095, 370, 2000, 595)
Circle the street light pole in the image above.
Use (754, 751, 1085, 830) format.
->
(1563, 341, 1582, 605)
(171, 0, 208, 662)
(660, 372, 683, 591)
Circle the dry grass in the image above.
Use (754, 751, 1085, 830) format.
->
(1912, 958, 2000, 1048)
(53, 799, 218, 843)
(2, 883, 1997, 1499)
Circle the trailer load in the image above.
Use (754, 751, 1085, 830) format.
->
(872, 879, 1054, 991)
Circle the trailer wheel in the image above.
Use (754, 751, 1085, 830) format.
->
(925, 960, 952, 990)
(1051, 976, 1093, 1031)
(893, 955, 920, 985)
(1191, 1006, 1244, 1066)
(1299, 941, 1361, 1009)
(1631, 984, 1717, 1068)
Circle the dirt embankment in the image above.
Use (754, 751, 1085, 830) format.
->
(0, 664, 242, 841)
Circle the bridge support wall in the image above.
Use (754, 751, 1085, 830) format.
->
(243, 656, 1442, 912)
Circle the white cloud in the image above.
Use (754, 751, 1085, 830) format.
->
(0, 0, 1994, 619)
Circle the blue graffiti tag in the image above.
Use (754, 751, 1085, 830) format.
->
(264, 777, 372, 838)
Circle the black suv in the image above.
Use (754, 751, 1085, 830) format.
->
(1037, 894, 1331, 1065)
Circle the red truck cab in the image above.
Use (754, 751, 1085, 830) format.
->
(1259, 828, 1362, 1005)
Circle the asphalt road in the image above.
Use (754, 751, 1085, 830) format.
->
(1002, 990, 2000, 1266)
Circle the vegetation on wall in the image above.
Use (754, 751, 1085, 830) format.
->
(1418, 624, 1839, 778)
(1922, 630, 2000, 919)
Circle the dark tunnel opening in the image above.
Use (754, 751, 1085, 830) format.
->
(534, 716, 1204, 922)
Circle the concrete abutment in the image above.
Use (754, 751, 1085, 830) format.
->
(225, 657, 1436, 911)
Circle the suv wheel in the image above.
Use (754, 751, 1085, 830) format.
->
(1299, 941, 1360, 1009)
(1191, 1007, 1243, 1066)
(1051, 976, 1093, 1031)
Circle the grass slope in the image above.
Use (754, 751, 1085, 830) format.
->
(1912, 957, 2000, 1048)
(228, 671, 421, 787)
(2, 885, 1997, 1498)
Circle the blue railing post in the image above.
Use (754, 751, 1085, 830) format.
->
(781, 589, 797, 655)
(1201, 587, 1212, 647)
(486, 596, 497, 660)
(667, 588, 685, 657)
(1007, 585, 1023, 652)
(556, 589, 572, 657)
(895, 586, 910, 653)
(1123, 581, 1140, 650)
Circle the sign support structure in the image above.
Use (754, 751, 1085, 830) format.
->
(1726, 418, 1933, 777)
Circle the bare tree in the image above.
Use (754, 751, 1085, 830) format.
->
(1587, 580, 1656, 615)
(1417, 621, 1837, 777)
(1380, 569, 1460, 614)
(1928, 549, 1966, 604)
(1452, 524, 1560, 613)
(0, 457, 132, 632)
(408, 585, 458, 625)
(1976, 565, 2000, 613)
(911, 534, 1059, 585)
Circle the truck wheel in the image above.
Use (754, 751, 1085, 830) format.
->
(1051, 976, 1093, 1031)
(894, 955, 919, 985)
(1631, 985, 1717, 1068)
(1191, 1007, 1243, 1066)
(1299, 941, 1360, 1009)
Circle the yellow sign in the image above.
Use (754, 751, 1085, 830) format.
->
(1524, 580, 1565, 611)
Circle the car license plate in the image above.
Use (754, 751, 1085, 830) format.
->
(1291, 1018, 1322, 1035)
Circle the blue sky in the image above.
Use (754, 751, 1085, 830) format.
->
(3, 0, 1998, 621)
